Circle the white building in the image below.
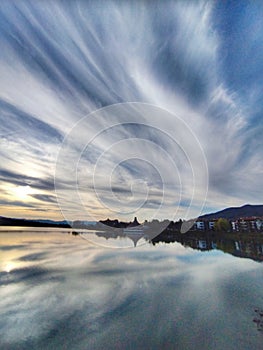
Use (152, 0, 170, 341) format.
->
(208, 221, 215, 230)
(195, 221, 205, 230)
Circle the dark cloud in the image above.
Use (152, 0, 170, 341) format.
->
(30, 194, 57, 203)
(0, 199, 35, 208)
(18, 252, 47, 262)
(143, 199, 162, 208)
(0, 99, 62, 143)
(110, 186, 132, 195)
(0, 169, 55, 191)
(0, 245, 26, 251)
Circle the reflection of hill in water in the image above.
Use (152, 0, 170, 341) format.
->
(90, 230, 263, 261)
(95, 230, 146, 247)
(151, 232, 263, 262)
(72, 229, 263, 261)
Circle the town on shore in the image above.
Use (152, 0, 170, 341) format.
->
(97, 215, 263, 234)
(1, 204, 263, 234)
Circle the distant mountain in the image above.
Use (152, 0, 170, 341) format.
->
(199, 204, 263, 220)
(0, 216, 98, 228)
(0, 216, 71, 228)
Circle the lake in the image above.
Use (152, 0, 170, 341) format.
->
(1, 228, 263, 349)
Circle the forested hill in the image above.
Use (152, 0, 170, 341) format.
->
(199, 204, 263, 220)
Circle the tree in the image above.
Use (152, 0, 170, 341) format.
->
(214, 218, 230, 232)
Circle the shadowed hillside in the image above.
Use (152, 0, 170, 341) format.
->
(200, 204, 263, 220)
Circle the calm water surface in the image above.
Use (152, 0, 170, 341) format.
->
(1, 228, 263, 349)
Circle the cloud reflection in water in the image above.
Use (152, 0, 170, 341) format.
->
(0, 231, 263, 349)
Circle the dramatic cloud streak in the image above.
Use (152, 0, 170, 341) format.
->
(0, 0, 262, 220)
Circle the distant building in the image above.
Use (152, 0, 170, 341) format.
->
(231, 220, 239, 232)
(231, 217, 263, 232)
(256, 219, 263, 231)
(208, 220, 217, 230)
(195, 220, 205, 230)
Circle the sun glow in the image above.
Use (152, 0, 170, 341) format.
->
(4, 262, 15, 273)
(11, 185, 34, 201)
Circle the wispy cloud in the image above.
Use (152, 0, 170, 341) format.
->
(0, 0, 262, 220)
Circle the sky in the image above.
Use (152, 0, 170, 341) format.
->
(0, 0, 262, 222)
